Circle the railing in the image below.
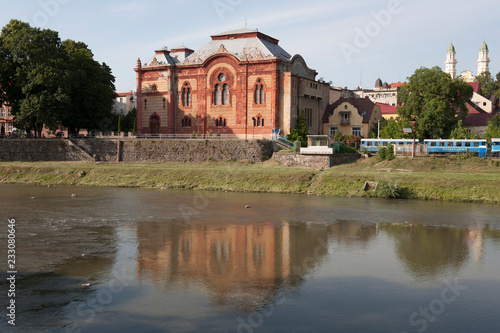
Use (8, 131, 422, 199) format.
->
(95, 132, 274, 140)
(277, 138, 294, 149)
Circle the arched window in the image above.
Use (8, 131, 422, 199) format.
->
(222, 84, 229, 105)
(254, 79, 265, 105)
(216, 117, 227, 127)
(181, 116, 192, 127)
(214, 73, 229, 106)
(163, 98, 166, 109)
(252, 116, 265, 127)
(214, 84, 221, 105)
(182, 83, 192, 107)
(144, 99, 147, 109)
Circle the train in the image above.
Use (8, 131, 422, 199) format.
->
(360, 138, 499, 157)
(360, 139, 419, 154)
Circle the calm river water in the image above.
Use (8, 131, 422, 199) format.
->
(1, 184, 500, 333)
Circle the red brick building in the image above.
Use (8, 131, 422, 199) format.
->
(134, 28, 330, 138)
(0, 103, 14, 136)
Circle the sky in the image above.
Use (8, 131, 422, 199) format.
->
(0, 0, 498, 92)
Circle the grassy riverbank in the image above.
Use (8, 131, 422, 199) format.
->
(0, 156, 499, 203)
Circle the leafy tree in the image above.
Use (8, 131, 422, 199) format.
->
(287, 110, 308, 146)
(122, 107, 137, 132)
(484, 114, 500, 143)
(0, 19, 115, 137)
(397, 66, 473, 140)
(449, 120, 477, 139)
(379, 118, 413, 139)
(475, 72, 499, 98)
(59, 39, 115, 135)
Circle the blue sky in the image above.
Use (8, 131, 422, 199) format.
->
(0, 0, 498, 92)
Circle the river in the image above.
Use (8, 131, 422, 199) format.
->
(1, 184, 499, 332)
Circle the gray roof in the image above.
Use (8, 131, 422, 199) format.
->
(144, 48, 179, 67)
(182, 29, 292, 65)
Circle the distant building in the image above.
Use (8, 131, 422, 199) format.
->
(468, 82, 493, 113)
(445, 40, 491, 81)
(322, 97, 381, 138)
(376, 102, 398, 120)
(463, 101, 493, 137)
(113, 90, 136, 116)
(445, 43, 458, 79)
(134, 28, 331, 138)
(353, 80, 404, 106)
(0, 103, 15, 136)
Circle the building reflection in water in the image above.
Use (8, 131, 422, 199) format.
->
(136, 219, 499, 311)
(136, 220, 379, 312)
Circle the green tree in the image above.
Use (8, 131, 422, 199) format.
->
(59, 39, 115, 135)
(484, 114, 500, 143)
(379, 118, 413, 139)
(475, 72, 499, 98)
(397, 66, 473, 140)
(287, 110, 308, 146)
(123, 107, 137, 132)
(0, 20, 68, 136)
(0, 20, 115, 137)
(449, 120, 477, 139)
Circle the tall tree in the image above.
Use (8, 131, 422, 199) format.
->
(0, 19, 115, 137)
(397, 66, 473, 140)
(378, 117, 413, 139)
(0, 20, 68, 136)
(59, 40, 115, 135)
(475, 72, 499, 98)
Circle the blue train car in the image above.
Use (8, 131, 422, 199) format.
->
(424, 139, 487, 155)
(492, 138, 500, 156)
(361, 139, 419, 153)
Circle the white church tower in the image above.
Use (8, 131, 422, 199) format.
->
(445, 43, 457, 79)
(477, 40, 490, 76)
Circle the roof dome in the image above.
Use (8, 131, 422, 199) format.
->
(383, 81, 389, 88)
(480, 41, 488, 52)
(375, 78, 383, 88)
(447, 43, 456, 53)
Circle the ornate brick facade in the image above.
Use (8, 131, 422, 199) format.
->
(135, 28, 330, 138)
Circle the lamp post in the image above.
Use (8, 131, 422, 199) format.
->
(377, 119, 380, 139)
(412, 120, 416, 158)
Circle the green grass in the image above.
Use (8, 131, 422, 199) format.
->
(0, 156, 499, 203)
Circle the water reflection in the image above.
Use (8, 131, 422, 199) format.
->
(136, 220, 382, 312)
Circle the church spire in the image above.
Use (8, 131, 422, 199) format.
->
(445, 42, 457, 79)
(477, 39, 490, 76)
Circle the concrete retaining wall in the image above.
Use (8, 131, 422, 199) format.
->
(273, 152, 361, 169)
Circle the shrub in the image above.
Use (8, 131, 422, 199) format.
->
(378, 147, 387, 160)
(386, 143, 395, 160)
(376, 180, 403, 199)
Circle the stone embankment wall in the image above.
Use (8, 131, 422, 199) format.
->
(120, 139, 274, 163)
(273, 152, 361, 169)
(0, 139, 87, 161)
(0, 139, 274, 163)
